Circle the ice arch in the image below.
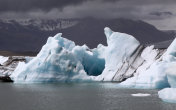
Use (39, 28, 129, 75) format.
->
(10, 27, 140, 83)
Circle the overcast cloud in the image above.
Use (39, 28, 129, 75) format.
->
(0, 0, 176, 30)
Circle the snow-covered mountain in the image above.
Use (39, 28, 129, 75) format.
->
(0, 19, 78, 31)
(0, 18, 175, 51)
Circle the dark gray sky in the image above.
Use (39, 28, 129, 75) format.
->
(0, 0, 176, 30)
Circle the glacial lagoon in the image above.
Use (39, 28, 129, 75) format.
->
(0, 82, 176, 110)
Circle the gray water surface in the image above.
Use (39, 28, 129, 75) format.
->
(0, 82, 175, 110)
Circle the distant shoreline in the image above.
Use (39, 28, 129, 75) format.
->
(0, 51, 38, 56)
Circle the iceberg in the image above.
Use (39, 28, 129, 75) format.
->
(94, 27, 140, 81)
(9, 25, 176, 102)
(0, 56, 8, 65)
(158, 88, 176, 103)
(119, 61, 170, 89)
(157, 39, 176, 103)
(118, 46, 170, 89)
(10, 33, 93, 83)
(5, 26, 176, 103)
(10, 27, 141, 83)
(0, 56, 29, 76)
(119, 36, 176, 89)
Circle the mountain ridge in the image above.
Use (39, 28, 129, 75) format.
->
(0, 18, 175, 51)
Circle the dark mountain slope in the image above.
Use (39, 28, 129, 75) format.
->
(0, 18, 174, 51)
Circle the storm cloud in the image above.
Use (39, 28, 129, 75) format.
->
(0, 0, 90, 12)
(0, 0, 176, 30)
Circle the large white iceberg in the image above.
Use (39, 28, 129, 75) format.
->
(10, 34, 92, 83)
(10, 27, 141, 83)
(9, 25, 176, 104)
(5, 26, 176, 103)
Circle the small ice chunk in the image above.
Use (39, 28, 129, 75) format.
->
(158, 88, 176, 103)
(131, 93, 151, 97)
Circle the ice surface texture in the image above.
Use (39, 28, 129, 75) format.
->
(0, 56, 33, 76)
(94, 27, 140, 81)
(118, 47, 170, 89)
(120, 39, 176, 89)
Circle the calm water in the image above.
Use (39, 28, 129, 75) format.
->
(0, 82, 176, 110)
